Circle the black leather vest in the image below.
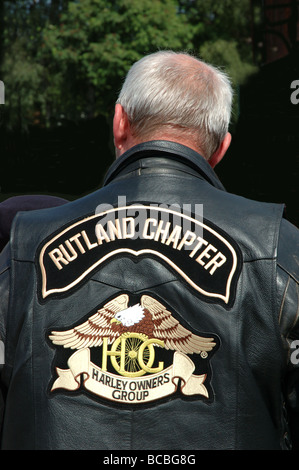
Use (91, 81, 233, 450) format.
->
(1, 142, 286, 449)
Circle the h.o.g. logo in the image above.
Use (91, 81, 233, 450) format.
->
(48, 294, 220, 405)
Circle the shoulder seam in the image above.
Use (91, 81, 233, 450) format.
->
(277, 262, 299, 284)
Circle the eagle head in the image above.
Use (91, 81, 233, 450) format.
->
(111, 303, 145, 327)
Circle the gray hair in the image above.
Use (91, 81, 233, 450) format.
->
(116, 50, 233, 159)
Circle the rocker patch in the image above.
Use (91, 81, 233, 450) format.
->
(37, 204, 242, 306)
(48, 294, 220, 405)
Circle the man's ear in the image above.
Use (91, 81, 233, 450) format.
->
(208, 132, 232, 168)
(113, 104, 130, 156)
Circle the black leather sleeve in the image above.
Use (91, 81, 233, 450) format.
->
(0, 243, 11, 431)
(0, 244, 11, 346)
(276, 218, 299, 448)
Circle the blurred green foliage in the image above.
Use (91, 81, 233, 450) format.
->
(0, 0, 258, 131)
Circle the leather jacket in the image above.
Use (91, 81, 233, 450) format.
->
(0, 141, 299, 450)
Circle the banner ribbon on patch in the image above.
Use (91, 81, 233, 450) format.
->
(38, 205, 241, 305)
(51, 349, 209, 403)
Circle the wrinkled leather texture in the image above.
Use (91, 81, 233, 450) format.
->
(1, 141, 299, 450)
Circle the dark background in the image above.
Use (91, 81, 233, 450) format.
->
(218, 0, 299, 227)
(0, 0, 298, 227)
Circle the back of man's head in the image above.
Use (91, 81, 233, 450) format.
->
(116, 50, 233, 159)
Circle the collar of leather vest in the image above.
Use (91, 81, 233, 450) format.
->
(103, 140, 226, 191)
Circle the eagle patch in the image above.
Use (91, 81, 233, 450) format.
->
(48, 294, 220, 405)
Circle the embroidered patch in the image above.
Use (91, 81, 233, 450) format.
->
(48, 294, 220, 405)
(37, 204, 242, 306)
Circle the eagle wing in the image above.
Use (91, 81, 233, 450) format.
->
(49, 294, 129, 350)
(140, 295, 216, 355)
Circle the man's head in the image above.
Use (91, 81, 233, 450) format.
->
(113, 50, 233, 167)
